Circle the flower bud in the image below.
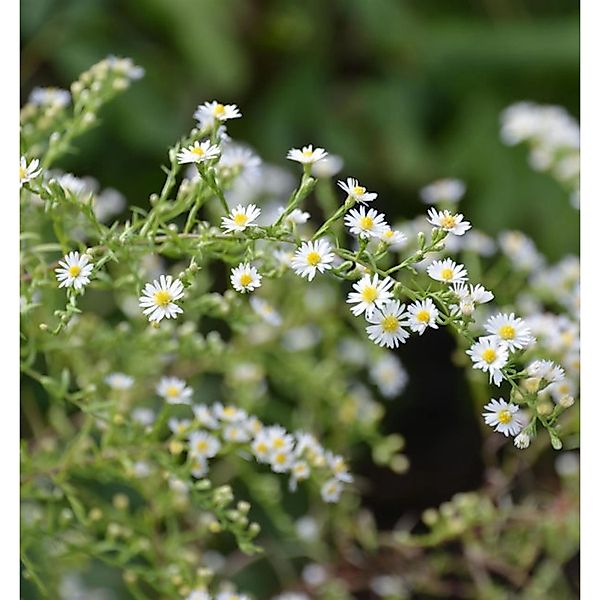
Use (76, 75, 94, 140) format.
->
(559, 395, 575, 408)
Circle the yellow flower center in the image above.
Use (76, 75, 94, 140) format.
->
(440, 268, 454, 280)
(499, 325, 515, 340)
(154, 289, 172, 307)
(306, 251, 321, 266)
(482, 348, 497, 364)
(361, 285, 378, 303)
(68, 265, 81, 277)
(165, 386, 180, 398)
(195, 440, 208, 452)
(416, 309, 430, 323)
(381, 315, 399, 333)
(255, 441, 268, 454)
(222, 406, 237, 418)
(359, 216, 374, 230)
(233, 213, 248, 226)
(19, 166, 27, 179)
(239, 273, 253, 286)
(441, 215, 457, 229)
(272, 437, 285, 449)
(191, 146, 205, 157)
(213, 103, 225, 117)
(383, 230, 393, 239)
(497, 409, 513, 424)
(352, 185, 366, 196)
(302, 149, 314, 157)
(274, 453, 287, 464)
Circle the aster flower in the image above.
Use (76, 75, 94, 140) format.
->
(427, 258, 468, 285)
(466, 336, 509, 386)
(426, 208, 471, 236)
(337, 177, 378, 203)
(156, 376, 193, 405)
(138, 275, 184, 323)
(194, 100, 241, 129)
(221, 203, 261, 233)
(485, 312, 534, 351)
(346, 273, 394, 317)
(378, 227, 407, 249)
(55, 251, 94, 290)
(188, 431, 221, 459)
(176, 140, 221, 165)
(104, 372, 134, 390)
(420, 178, 466, 204)
(291, 239, 335, 281)
(407, 298, 440, 335)
(28, 86, 71, 108)
(514, 432, 531, 449)
(230, 262, 262, 293)
(344, 206, 388, 239)
(250, 296, 282, 326)
(19, 156, 42, 188)
(286, 144, 328, 165)
(365, 300, 410, 348)
(482, 398, 525, 437)
(526, 359, 565, 383)
(321, 477, 343, 503)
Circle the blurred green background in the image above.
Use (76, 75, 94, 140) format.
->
(21, 0, 579, 260)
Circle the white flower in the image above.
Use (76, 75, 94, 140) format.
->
(188, 431, 221, 459)
(104, 372, 134, 390)
(427, 258, 468, 285)
(466, 336, 509, 386)
(426, 208, 471, 236)
(451, 282, 494, 316)
(221, 203, 261, 233)
(176, 140, 221, 164)
(420, 178, 466, 204)
(250, 296, 282, 326)
(286, 144, 328, 165)
(192, 404, 220, 429)
(289, 460, 311, 490)
(346, 273, 394, 317)
(407, 298, 439, 335)
(270, 447, 294, 473)
(55, 251, 94, 290)
(138, 275, 184, 322)
(291, 239, 335, 281)
(168, 418, 191, 435)
(230, 262, 262, 293)
(223, 423, 251, 443)
(366, 300, 410, 348)
(132, 407, 156, 427)
(19, 156, 42, 188)
(194, 100, 241, 129)
(278, 206, 311, 225)
(482, 398, 525, 437)
(156, 376, 193, 405)
(514, 432, 531, 449)
(213, 403, 247, 423)
(29, 86, 71, 108)
(484, 312, 534, 351)
(311, 154, 344, 178)
(378, 227, 407, 249)
(337, 177, 378, 203)
(526, 359, 565, 383)
(344, 206, 388, 239)
(369, 355, 408, 398)
(216, 593, 250, 600)
(326, 452, 353, 483)
(321, 477, 343, 503)
(186, 589, 211, 600)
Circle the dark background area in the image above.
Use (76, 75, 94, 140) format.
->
(21, 0, 579, 525)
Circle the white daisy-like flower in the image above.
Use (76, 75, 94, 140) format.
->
(378, 227, 407, 249)
(188, 431, 221, 459)
(213, 403, 248, 423)
(426, 208, 471, 236)
(369, 354, 408, 398)
(132, 407, 156, 427)
(526, 359, 565, 383)
(168, 418, 191, 436)
(230, 262, 262, 293)
(19, 156, 42, 188)
(104, 372, 134, 390)
(337, 177, 378, 203)
(482, 398, 525, 437)
(55, 251, 94, 290)
(156, 376, 193, 405)
(250, 296, 282, 326)
(221, 203, 261, 233)
(347, 273, 394, 317)
(216, 592, 250, 600)
(326, 452, 353, 483)
(270, 448, 294, 473)
(466, 336, 509, 386)
(176, 140, 221, 165)
(451, 282, 494, 316)
(138, 275, 184, 323)
(420, 178, 466, 204)
(194, 100, 241, 129)
(278, 206, 311, 225)
(407, 298, 439, 335)
(344, 206, 388, 239)
(192, 404, 220, 429)
(286, 144, 328, 165)
(190, 456, 209, 478)
(223, 423, 251, 443)
(186, 589, 211, 600)
(427, 258, 468, 285)
(366, 300, 410, 348)
(321, 477, 343, 503)
(291, 238, 335, 281)
(484, 312, 534, 351)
